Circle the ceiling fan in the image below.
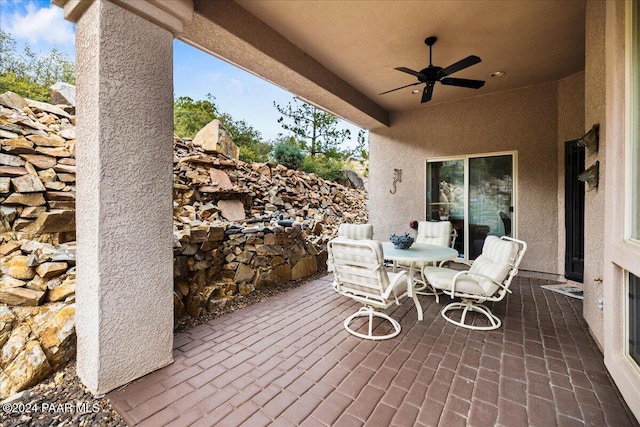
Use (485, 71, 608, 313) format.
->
(380, 36, 485, 103)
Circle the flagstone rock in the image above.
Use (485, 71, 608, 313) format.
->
(291, 255, 318, 280)
(11, 174, 46, 193)
(256, 244, 284, 256)
(37, 304, 75, 366)
(1, 323, 30, 365)
(0, 92, 29, 110)
(4, 255, 36, 280)
(255, 264, 291, 288)
(53, 163, 76, 174)
(49, 82, 76, 107)
(0, 154, 25, 167)
(234, 263, 255, 283)
(2, 340, 52, 397)
(58, 127, 75, 141)
(35, 262, 68, 279)
(209, 168, 233, 189)
(0, 306, 15, 348)
(56, 173, 75, 182)
(20, 154, 57, 170)
(1, 138, 34, 151)
(0, 276, 27, 289)
(0, 165, 28, 177)
(0, 241, 22, 257)
(25, 276, 48, 292)
(21, 210, 75, 234)
(20, 206, 45, 219)
(218, 199, 245, 221)
(44, 181, 66, 191)
(0, 129, 19, 139)
(192, 119, 239, 160)
(0, 177, 10, 193)
(34, 146, 70, 157)
(27, 99, 71, 119)
(0, 287, 45, 306)
(2, 193, 46, 206)
(27, 134, 66, 147)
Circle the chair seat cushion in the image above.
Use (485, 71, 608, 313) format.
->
(423, 267, 489, 296)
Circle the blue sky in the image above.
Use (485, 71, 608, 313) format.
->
(0, 0, 363, 144)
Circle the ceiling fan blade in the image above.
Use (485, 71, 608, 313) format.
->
(440, 77, 485, 89)
(379, 81, 422, 95)
(438, 55, 482, 77)
(421, 81, 435, 103)
(394, 67, 426, 78)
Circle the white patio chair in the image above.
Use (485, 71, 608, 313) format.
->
(398, 221, 457, 299)
(328, 238, 419, 340)
(422, 235, 527, 330)
(416, 220, 456, 248)
(337, 223, 374, 240)
(329, 223, 374, 284)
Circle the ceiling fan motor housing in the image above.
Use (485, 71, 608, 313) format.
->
(419, 66, 443, 81)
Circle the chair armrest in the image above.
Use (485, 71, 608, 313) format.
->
(451, 271, 511, 295)
(438, 258, 472, 268)
(382, 269, 409, 300)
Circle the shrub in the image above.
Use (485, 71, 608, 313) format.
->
(273, 142, 305, 170)
(300, 155, 345, 182)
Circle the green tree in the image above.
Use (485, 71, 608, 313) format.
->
(0, 30, 75, 102)
(274, 98, 352, 158)
(272, 136, 305, 170)
(173, 94, 219, 139)
(218, 113, 272, 163)
(173, 95, 272, 163)
(354, 130, 369, 160)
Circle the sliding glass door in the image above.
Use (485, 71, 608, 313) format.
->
(426, 152, 516, 260)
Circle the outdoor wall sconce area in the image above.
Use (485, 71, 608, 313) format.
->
(578, 161, 599, 191)
(577, 124, 599, 154)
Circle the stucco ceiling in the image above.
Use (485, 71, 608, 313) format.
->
(235, 0, 585, 113)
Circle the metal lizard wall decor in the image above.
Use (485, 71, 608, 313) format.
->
(390, 168, 402, 194)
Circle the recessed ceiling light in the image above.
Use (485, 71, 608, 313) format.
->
(490, 71, 505, 77)
(411, 89, 421, 94)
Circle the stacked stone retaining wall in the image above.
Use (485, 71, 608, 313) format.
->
(0, 90, 368, 398)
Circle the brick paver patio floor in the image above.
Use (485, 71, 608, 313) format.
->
(108, 275, 639, 426)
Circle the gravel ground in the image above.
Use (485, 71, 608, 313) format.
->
(0, 273, 323, 426)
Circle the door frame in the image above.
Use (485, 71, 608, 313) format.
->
(425, 150, 518, 261)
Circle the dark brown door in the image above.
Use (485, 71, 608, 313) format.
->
(565, 140, 585, 282)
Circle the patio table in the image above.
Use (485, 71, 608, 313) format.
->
(382, 242, 459, 321)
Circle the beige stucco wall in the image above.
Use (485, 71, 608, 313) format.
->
(583, 0, 607, 348)
(75, 0, 174, 394)
(557, 72, 586, 276)
(370, 82, 560, 274)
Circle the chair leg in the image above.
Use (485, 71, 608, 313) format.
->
(415, 271, 442, 303)
(344, 306, 401, 340)
(440, 299, 502, 330)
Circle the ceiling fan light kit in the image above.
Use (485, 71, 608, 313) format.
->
(380, 36, 486, 103)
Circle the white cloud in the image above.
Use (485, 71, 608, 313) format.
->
(207, 72, 222, 82)
(5, 2, 74, 46)
(227, 78, 245, 94)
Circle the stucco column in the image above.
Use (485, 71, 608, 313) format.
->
(67, 0, 176, 394)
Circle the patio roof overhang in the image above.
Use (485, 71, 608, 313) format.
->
(180, 0, 585, 130)
(180, 0, 390, 130)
